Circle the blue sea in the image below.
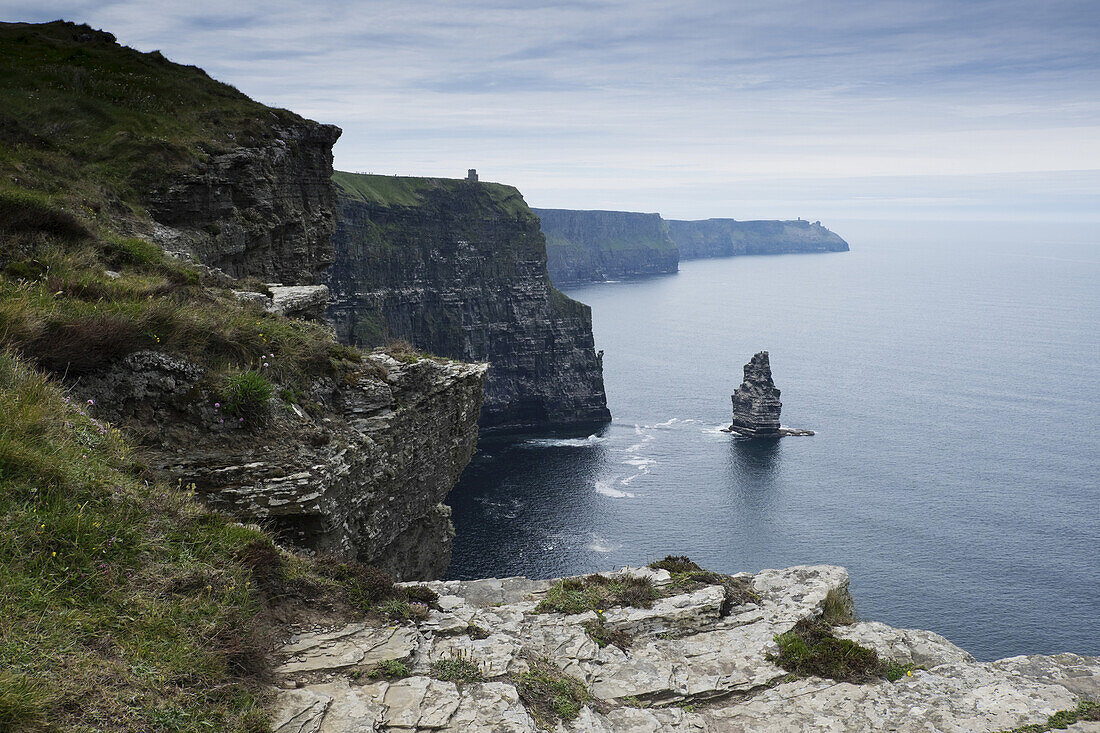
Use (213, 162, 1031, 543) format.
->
(446, 220, 1100, 662)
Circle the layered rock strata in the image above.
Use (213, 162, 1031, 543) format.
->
(78, 350, 487, 580)
(729, 351, 784, 437)
(533, 208, 679, 285)
(668, 218, 849, 260)
(145, 120, 342, 284)
(326, 172, 610, 430)
(271, 564, 1100, 731)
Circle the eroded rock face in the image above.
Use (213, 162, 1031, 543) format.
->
(730, 351, 782, 437)
(326, 173, 610, 430)
(77, 351, 487, 579)
(146, 120, 342, 285)
(533, 208, 679, 285)
(668, 218, 850, 260)
(271, 564, 1100, 732)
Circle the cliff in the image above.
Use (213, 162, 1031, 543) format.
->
(668, 218, 850, 259)
(533, 208, 679, 285)
(0, 21, 487, 577)
(271, 562, 1100, 732)
(327, 173, 611, 430)
(80, 349, 486, 580)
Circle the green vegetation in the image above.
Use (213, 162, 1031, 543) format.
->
(770, 617, 916, 684)
(327, 563, 438, 623)
(583, 612, 633, 651)
(220, 370, 274, 424)
(821, 588, 855, 626)
(365, 659, 411, 681)
(998, 701, 1100, 733)
(333, 171, 531, 219)
(514, 657, 590, 729)
(0, 21, 307, 216)
(430, 655, 484, 683)
(648, 555, 703, 574)
(535, 574, 657, 615)
(0, 350, 277, 730)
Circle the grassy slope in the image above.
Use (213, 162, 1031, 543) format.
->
(0, 351, 274, 731)
(0, 21, 307, 215)
(0, 21, 360, 733)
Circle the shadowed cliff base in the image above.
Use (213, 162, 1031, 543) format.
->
(327, 172, 610, 431)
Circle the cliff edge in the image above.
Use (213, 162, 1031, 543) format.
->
(534, 208, 679, 285)
(668, 218, 850, 259)
(271, 562, 1100, 731)
(327, 172, 611, 430)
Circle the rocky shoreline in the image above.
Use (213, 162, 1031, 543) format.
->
(271, 563, 1100, 732)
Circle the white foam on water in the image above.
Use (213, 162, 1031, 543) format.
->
(651, 418, 680, 428)
(594, 479, 635, 499)
(620, 473, 640, 485)
(521, 434, 605, 448)
(622, 456, 657, 469)
(586, 537, 619, 553)
(701, 424, 731, 436)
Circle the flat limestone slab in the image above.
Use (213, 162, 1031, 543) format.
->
(272, 564, 1100, 732)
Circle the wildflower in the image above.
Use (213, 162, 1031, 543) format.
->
(263, 362, 269, 368)
(40, 524, 45, 530)
(238, 417, 244, 423)
(219, 418, 224, 424)
(269, 353, 274, 358)
(214, 402, 220, 409)
(906, 670, 913, 677)
(51, 552, 56, 557)
(87, 399, 95, 406)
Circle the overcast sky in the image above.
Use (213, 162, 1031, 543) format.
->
(8, 0, 1100, 221)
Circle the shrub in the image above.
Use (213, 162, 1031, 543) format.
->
(220, 370, 273, 424)
(535, 574, 656, 615)
(366, 659, 410, 680)
(404, 584, 439, 606)
(583, 614, 632, 650)
(430, 655, 483, 682)
(514, 657, 589, 727)
(648, 555, 703, 574)
(331, 562, 397, 610)
(770, 617, 887, 684)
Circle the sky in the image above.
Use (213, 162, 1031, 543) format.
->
(6, 0, 1100, 221)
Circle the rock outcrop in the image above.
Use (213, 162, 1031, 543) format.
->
(271, 564, 1100, 731)
(668, 218, 849, 260)
(78, 350, 487, 579)
(533, 208, 679, 285)
(326, 172, 610, 430)
(729, 351, 785, 437)
(145, 119, 342, 285)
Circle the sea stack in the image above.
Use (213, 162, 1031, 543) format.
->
(729, 351, 783, 437)
(728, 351, 814, 437)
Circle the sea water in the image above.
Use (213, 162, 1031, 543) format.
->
(446, 220, 1100, 661)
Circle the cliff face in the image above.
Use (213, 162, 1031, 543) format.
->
(327, 173, 610, 430)
(79, 350, 487, 580)
(271, 563, 1100, 731)
(668, 218, 850, 259)
(0, 21, 489, 579)
(533, 208, 679, 285)
(145, 120, 342, 284)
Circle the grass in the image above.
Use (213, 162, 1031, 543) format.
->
(583, 614, 633, 651)
(514, 656, 590, 729)
(0, 350, 277, 731)
(333, 171, 532, 219)
(998, 701, 1100, 733)
(769, 617, 915, 684)
(220, 370, 273, 425)
(365, 660, 410, 681)
(430, 655, 484, 683)
(821, 588, 855, 625)
(535, 574, 657, 615)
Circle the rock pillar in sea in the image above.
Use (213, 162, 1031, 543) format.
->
(730, 351, 783, 437)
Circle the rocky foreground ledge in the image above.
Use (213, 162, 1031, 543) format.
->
(272, 565, 1099, 732)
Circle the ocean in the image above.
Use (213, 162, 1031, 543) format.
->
(445, 220, 1100, 661)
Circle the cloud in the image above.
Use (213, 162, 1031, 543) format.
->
(7, 0, 1100, 219)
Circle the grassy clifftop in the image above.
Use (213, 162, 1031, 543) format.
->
(0, 20, 309, 214)
(333, 171, 532, 219)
